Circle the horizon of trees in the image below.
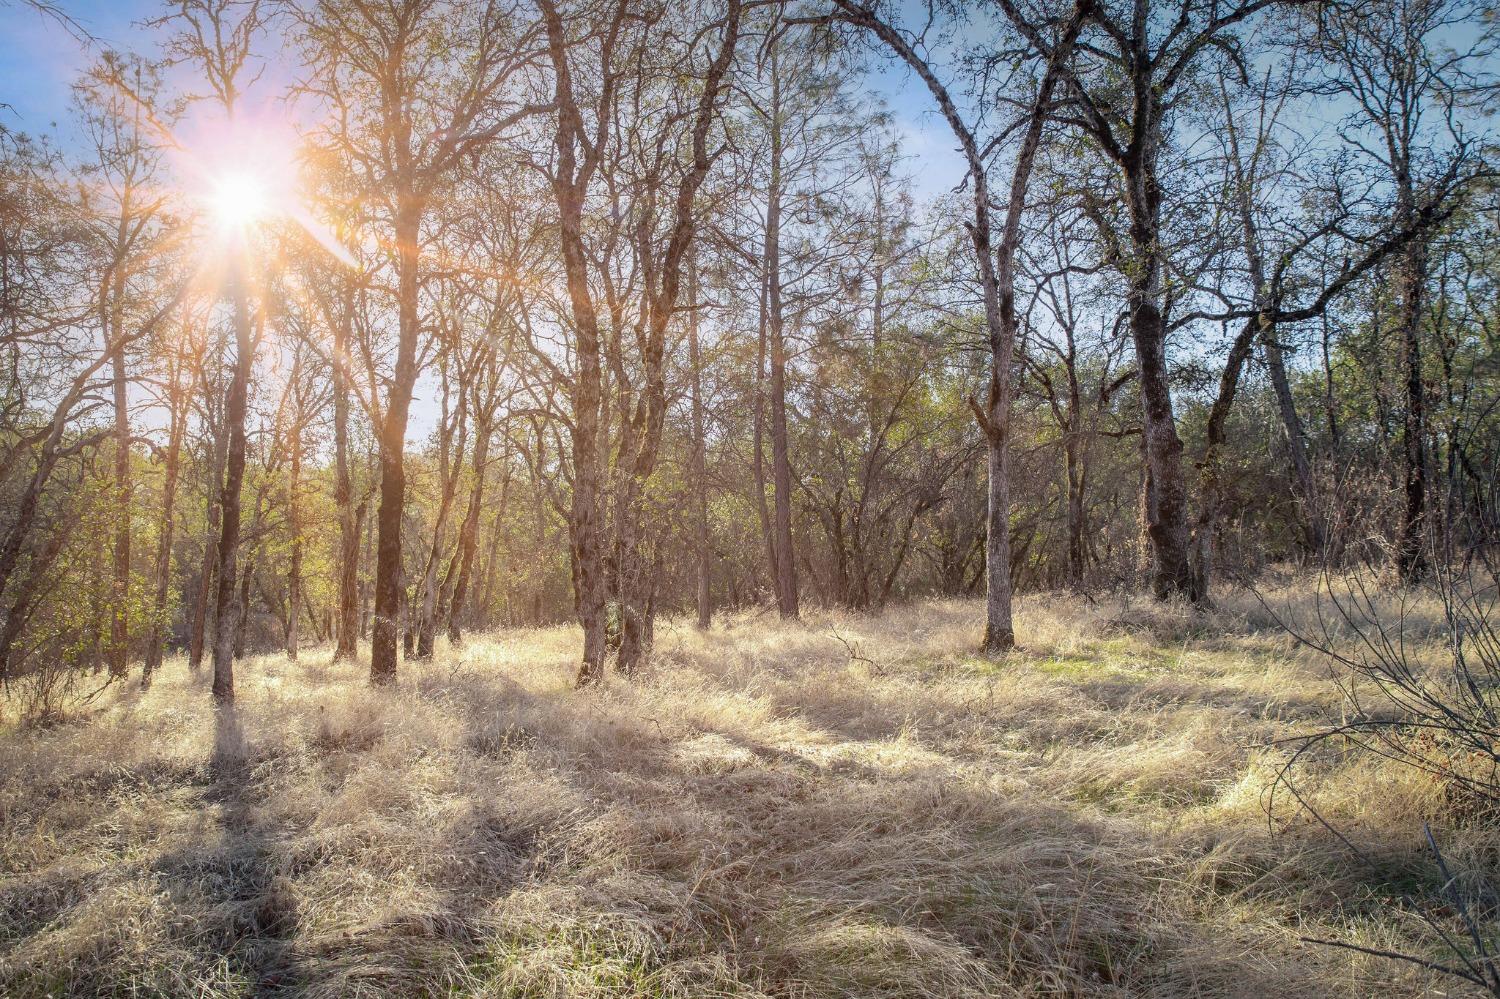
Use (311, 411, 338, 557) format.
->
(1, 0, 1497, 705)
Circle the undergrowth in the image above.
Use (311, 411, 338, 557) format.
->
(0, 584, 1493, 997)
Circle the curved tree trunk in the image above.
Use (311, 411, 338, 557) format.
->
(1263, 326, 1325, 556)
(1190, 314, 1262, 600)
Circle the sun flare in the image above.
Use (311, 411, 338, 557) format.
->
(173, 112, 353, 265)
(176, 111, 303, 243)
(207, 170, 272, 232)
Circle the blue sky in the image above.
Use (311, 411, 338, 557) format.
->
(1, 0, 968, 193)
(2, 1, 159, 135)
(0, 0, 967, 441)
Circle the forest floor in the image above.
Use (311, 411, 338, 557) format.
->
(0, 583, 1494, 998)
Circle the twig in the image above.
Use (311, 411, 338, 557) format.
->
(1297, 936, 1486, 985)
(830, 625, 883, 676)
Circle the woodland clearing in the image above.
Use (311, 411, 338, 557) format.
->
(1, 583, 1491, 998)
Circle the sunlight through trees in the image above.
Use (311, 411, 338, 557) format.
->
(0, 0, 1497, 992)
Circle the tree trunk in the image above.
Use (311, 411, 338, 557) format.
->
(361, 497, 374, 639)
(447, 411, 491, 643)
(689, 260, 712, 630)
(1397, 228, 1429, 583)
(415, 485, 455, 659)
(1065, 432, 1086, 586)
(332, 291, 361, 661)
(752, 268, 778, 601)
(417, 376, 467, 659)
(286, 406, 303, 661)
(1217, 76, 1325, 564)
(143, 369, 186, 684)
(1130, 290, 1195, 601)
(0, 525, 69, 681)
(188, 414, 226, 673)
(233, 551, 254, 659)
(108, 270, 131, 679)
(210, 261, 253, 705)
(765, 75, 798, 620)
(1262, 328, 1325, 555)
(1189, 314, 1261, 599)
(836, 0, 1088, 649)
(539, 0, 610, 684)
(542, 0, 737, 678)
(614, 500, 649, 675)
(979, 417, 1015, 650)
(477, 481, 507, 629)
(371, 201, 422, 684)
(570, 423, 607, 684)
(1123, 142, 1196, 602)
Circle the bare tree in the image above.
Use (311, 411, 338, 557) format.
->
(996, 0, 1293, 603)
(538, 0, 744, 682)
(1020, 202, 1135, 588)
(289, 0, 546, 683)
(823, 0, 1089, 650)
(72, 55, 176, 679)
(1309, 0, 1496, 582)
(159, 0, 268, 705)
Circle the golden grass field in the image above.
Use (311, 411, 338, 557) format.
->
(0, 583, 1493, 997)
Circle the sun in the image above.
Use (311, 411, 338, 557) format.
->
(207, 170, 273, 232)
(175, 111, 301, 242)
(172, 108, 355, 266)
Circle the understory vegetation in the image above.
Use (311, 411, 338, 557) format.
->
(2, 583, 1495, 998)
(2, 0, 1499, 993)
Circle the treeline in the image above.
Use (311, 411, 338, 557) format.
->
(0, 0, 1496, 701)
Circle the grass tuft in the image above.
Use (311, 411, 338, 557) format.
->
(0, 586, 1491, 997)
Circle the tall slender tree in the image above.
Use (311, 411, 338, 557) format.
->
(290, 0, 545, 683)
(826, 0, 1090, 650)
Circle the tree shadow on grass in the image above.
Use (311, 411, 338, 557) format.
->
(0, 645, 1401, 998)
(199, 705, 306, 994)
(565, 715, 1334, 996)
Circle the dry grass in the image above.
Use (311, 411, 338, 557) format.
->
(0, 583, 1494, 997)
